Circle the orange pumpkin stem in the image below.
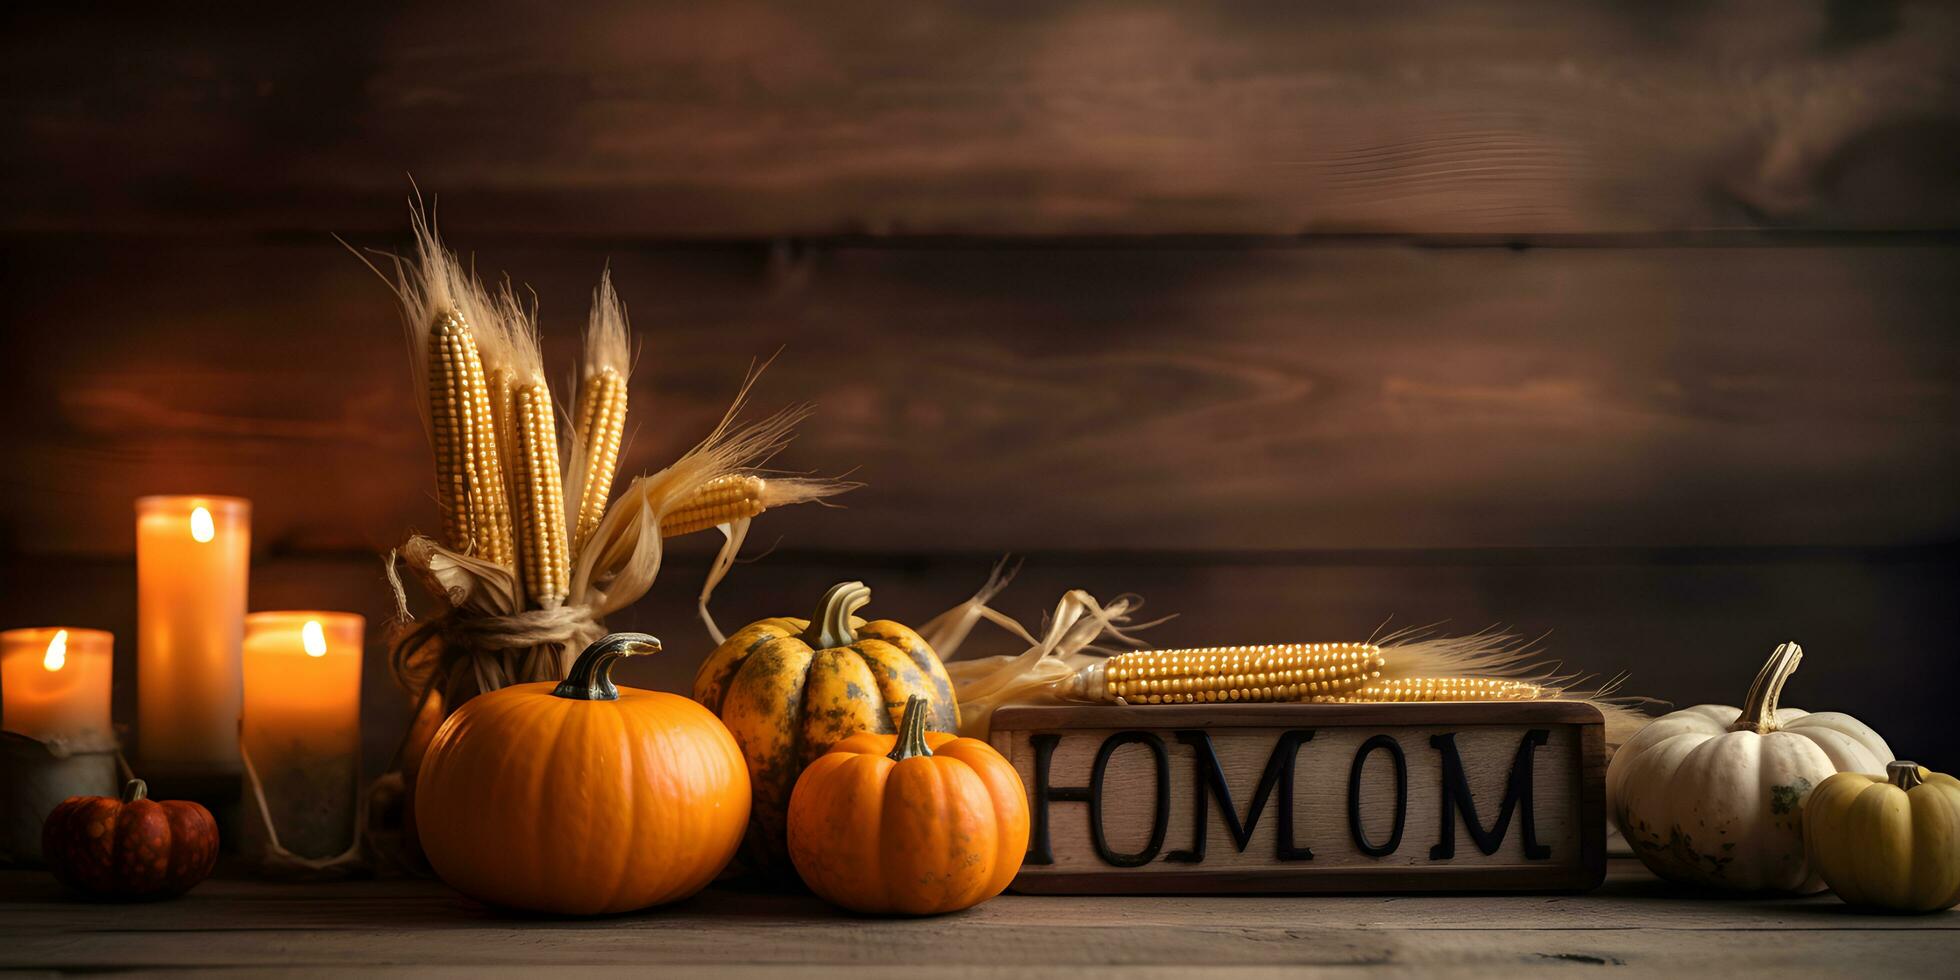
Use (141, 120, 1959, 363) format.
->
(1889, 761, 1924, 791)
(887, 695, 934, 763)
(803, 581, 872, 651)
(1730, 640, 1801, 735)
(121, 779, 148, 803)
(552, 633, 662, 701)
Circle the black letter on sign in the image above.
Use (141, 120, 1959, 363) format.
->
(1027, 732, 1171, 867)
(1166, 729, 1316, 863)
(1087, 732, 1171, 867)
(1429, 729, 1552, 860)
(1025, 734, 1088, 865)
(1347, 734, 1408, 858)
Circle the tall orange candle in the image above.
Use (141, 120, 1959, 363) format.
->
(136, 495, 250, 777)
(241, 611, 362, 860)
(1, 627, 113, 744)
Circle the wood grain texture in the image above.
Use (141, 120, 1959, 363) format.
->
(3, 1, 1957, 237)
(1, 861, 1955, 977)
(991, 702, 1603, 893)
(2, 239, 1954, 556)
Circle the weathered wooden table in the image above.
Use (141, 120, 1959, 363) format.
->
(2, 859, 1951, 977)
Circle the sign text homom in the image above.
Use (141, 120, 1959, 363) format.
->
(988, 702, 1604, 893)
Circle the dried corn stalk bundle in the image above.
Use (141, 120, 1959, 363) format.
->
(365, 201, 853, 722)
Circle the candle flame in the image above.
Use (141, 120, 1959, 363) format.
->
(190, 505, 216, 543)
(43, 629, 68, 671)
(302, 620, 328, 657)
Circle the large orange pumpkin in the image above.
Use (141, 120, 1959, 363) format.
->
(787, 695, 1028, 915)
(41, 779, 218, 900)
(693, 581, 960, 872)
(417, 633, 749, 915)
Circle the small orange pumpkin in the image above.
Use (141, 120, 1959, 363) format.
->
(416, 633, 750, 915)
(788, 695, 1028, 915)
(41, 779, 218, 900)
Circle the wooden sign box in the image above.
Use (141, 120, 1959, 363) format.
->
(988, 702, 1604, 894)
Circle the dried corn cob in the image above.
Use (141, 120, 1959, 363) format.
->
(483, 355, 520, 548)
(565, 270, 632, 554)
(477, 331, 518, 476)
(511, 379, 570, 606)
(568, 366, 627, 550)
(660, 474, 768, 538)
(1313, 676, 1542, 703)
(493, 288, 572, 607)
(463, 281, 521, 570)
(1078, 643, 1386, 705)
(426, 310, 514, 565)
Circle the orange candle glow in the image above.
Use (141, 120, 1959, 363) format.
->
(136, 495, 250, 776)
(1, 627, 113, 743)
(241, 611, 363, 859)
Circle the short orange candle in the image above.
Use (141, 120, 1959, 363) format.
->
(1, 627, 113, 744)
(241, 611, 363, 859)
(136, 495, 250, 776)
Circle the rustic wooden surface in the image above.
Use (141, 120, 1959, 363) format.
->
(0, 859, 1953, 976)
(993, 702, 1601, 891)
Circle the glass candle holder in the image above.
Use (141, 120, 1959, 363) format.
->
(136, 495, 251, 780)
(240, 611, 363, 863)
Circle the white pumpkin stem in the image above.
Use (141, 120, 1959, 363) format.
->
(1888, 761, 1924, 791)
(1730, 641, 1802, 734)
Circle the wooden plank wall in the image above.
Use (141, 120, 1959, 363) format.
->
(6, 1, 1959, 236)
(1, 2, 1956, 769)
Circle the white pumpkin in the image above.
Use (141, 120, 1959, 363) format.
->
(1607, 641, 1891, 893)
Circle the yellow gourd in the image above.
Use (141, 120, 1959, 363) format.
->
(693, 581, 959, 872)
(1804, 761, 1960, 913)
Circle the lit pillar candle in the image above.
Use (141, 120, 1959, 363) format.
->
(241, 611, 363, 860)
(1, 627, 119, 865)
(136, 495, 250, 777)
(1, 628, 113, 744)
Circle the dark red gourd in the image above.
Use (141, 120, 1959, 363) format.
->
(42, 779, 218, 900)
